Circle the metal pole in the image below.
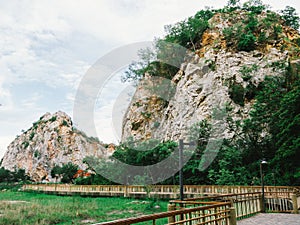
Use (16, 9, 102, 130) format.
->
(260, 163, 265, 213)
(179, 139, 184, 201)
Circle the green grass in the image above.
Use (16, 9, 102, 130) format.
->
(0, 191, 168, 225)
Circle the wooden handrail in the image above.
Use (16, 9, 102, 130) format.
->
(95, 202, 231, 225)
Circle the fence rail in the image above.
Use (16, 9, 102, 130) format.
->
(22, 184, 299, 199)
(170, 192, 262, 220)
(96, 202, 234, 225)
(23, 184, 299, 225)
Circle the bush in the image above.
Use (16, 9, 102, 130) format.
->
(280, 6, 300, 30)
(242, 0, 266, 14)
(229, 83, 245, 106)
(29, 132, 35, 140)
(51, 163, 79, 183)
(62, 120, 68, 126)
(238, 32, 256, 51)
(23, 141, 29, 149)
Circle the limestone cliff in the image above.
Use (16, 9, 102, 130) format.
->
(122, 10, 300, 142)
(1, 111, 111, 181)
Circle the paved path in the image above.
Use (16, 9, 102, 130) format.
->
(238, 213, 300, 225)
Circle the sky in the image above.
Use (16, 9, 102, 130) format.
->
(0, 0, 299, 158)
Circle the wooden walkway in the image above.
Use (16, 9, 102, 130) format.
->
(22, 184, 299, 199)
(238, 213, 300, 225)
(23, 184, 300, 225)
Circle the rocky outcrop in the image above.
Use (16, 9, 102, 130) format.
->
(122, 10, 299, 143)
(1, 111, 111, 182)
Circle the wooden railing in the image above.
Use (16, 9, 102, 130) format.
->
(95, 202, 235, 225)
(171, 193, 262, 220)
(23, 184, 299, 224)
(22, 184, 298, 199)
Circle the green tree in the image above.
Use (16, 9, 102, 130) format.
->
(0, 167, 11, 182)
(280, 6, 300, 30)
(242, 0, 266, 14)
(208, 144, 250, 185)
(270, 80, 300, 185)
(123, 8, 213, 82)
(12, 169, 28, 182)
(51, 163, 78, 183)
(227, 0, 241, 8)
(237, 32, 257, 51)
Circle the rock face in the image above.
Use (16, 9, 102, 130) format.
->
(122, 11, 299, 142)
(1, 111, 110, 182)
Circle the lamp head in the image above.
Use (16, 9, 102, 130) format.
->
(261, 160, 268, 165)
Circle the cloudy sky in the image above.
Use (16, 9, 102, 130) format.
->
(0, 0, 299, 158)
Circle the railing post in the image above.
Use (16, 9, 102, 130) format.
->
(124, 185, 128, 198)
(168, 204, 176, 223)
(259, 193, 264, 212)
(292, 194, 299, 214)
(229, 207, 237, 225)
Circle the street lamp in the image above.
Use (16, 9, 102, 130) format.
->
(260, 160, 268, 213)
(178, 139, 195, 201)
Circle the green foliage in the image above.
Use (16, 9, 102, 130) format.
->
(258, 32, 267, 43)
(114, 140, 177, 168)
(0, 167, 11, 182)
(245, 13, 258, 32)
(270, 80, 300, 185)
(233, 74, 300, 186)
(141, 111, 151, 119)
(237, 32, 257, 52)
(223, 26, 235, 44)
(34, 150, 40, 158)
(62, 120, 68, 126)
(273, 25, 283, 39)
(226, 0, 241, 8)
(29, 132, 35, 140)
(83, 140, 177, 185)
(240, 64, 259, 81)
(51, 163, 79, 183)
(123, 9, 213, 82)
(208, 145, 250, 185)
(50, 116, 57, 122)
(164, 9, 211, 49)
(32, 121, 41, 129)
(0, 167, 29, 183)
(242, 0, 266, 14)
(280, 6, 300, 30)
(229, 83, 245, 106)
(22, 141, 29, 149)
(153, 121, 160, 128)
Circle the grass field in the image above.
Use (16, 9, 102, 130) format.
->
(0, 191, 168, 225)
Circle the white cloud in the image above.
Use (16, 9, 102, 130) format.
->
(0, 135, 15, 159)
(0, 0, 299, 159)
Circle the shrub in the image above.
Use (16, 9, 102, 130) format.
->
(273, 25, 282, 39)
(34, 150, 40, 158)
(50, 116, 57, 122)
(153, 121, 160, 128)
(242, 0, 266, 14)
(229, 83, 245, 106)
(23, 141, 29, 149)
(238, 32, 256, 51)
(245, 13, 258, 32)
(258, 32, 267, 43)
(62, 120, 68, 126)
(29, 132, 35, 140)
(280, 6, 300, 30)
(240, 64, 259, 81)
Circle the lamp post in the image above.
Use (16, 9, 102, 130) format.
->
(260, 160, 268, 213)
(178, 139, 195, 201)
